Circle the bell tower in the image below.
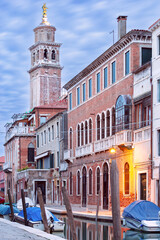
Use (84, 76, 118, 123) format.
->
(29, 4, 62, 109)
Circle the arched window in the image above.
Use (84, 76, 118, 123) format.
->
(37, 50, 39, 61)
(89, 119, 92, 143)
(28, 143, 34, 162)
(106, 110, 110, 137)
(69, 128, 73, 150)
(32, 53, 35, 64)
(89, 168, 92, 195)
(85, 121, 88, 145)
(70, 172, 73, 195)
(124, 162, 129, 194)
(77, 171, 80, 195)
(44, 49, 48, 59)
(51, 50, 55, 60)
(116, 95, 132, 132)
(97, 167, 100, 194)
(81, 123, 84, 146)
(112, 107, 115, 135)
(97, 115, 100, 140)
(101, 112, 105, 139)
(77, 124, 80, 147)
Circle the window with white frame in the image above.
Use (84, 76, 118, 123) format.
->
(57, 122, 59, 138)
(52, 125, 54, 140)
(158, 80, 160, 102)
(44, 130, 46, 144)
(125, 51, 130, 75)
(89, 168, 92, 195)
(112, 61, 116, 84)
(124, 162, 129, 195)
(70, 172, 73, 195)
(77, 170, 80, 195)
(77, 87, 80, 106)
(48, 127, 51, 142)
(89, 78, 92, 98)
(104, 67, 108, 88)
(141, 47, 152, 65)
(158, 36, 160, 55)
(97, 168, 100, 194)
(97, 72, 100, 93)
(41, 132, 43, 146)
(37, 135, 39, 148)
(83, 83, 86, 102)
(69, 93, 72, 110)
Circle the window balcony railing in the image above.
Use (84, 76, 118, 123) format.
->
(75, 143, 93, 158)
(134, 125, 150, 143)
(94, 135, 115, 153)
(115, 129, 132, 146)
(3, 162, 12, 173)
(64, 149, 73, 163)
(5, 126, 35, 142)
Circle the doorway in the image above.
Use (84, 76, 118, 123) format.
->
(103, 162, 109, 209)
(35, 181, 46, 204)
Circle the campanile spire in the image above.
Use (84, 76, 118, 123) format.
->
(41, 3, 50, 26)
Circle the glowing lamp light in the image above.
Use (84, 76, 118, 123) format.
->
(109, 147, 116, 154)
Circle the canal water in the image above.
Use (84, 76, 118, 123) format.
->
(53, 215, 160, 240)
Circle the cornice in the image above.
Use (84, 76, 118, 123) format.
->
(29, 41, 62, 51)
(28, 63, 63, 73)
(64, 29, 151, 90)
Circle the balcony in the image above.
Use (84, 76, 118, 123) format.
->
(5, 126, 35, 142)
(3, 162, 12, 173)
(75, 143, 93, 158)
(134, 126, 150, 143)
(115, 130, 132, 147)
(94, 136, 115, 153)
(64, 149, 73, 163)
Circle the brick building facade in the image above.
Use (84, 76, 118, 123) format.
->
(63, 16, 152, 210)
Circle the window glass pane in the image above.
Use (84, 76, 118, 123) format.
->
(142, 48, 152, 65)
(69, 93, 72, 110)
(112, 61, 116, 83)
(77, 87, 80, 105)
(125, 51, 130, 75)
(104, 67, 108, 88)
(97, 73, 100, 93)
(89, 79, 92, 98)
(83, 83, 86, 102)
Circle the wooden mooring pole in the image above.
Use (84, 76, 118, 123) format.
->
(37, 187, 50, 233)
(21, 189, 28, 226)
(110, 160, 121, 240)
(62, 187, 77, 240)
(96, 190, 100, 240)
(7, 188, 14, 221)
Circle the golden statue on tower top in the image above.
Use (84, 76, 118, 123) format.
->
(42, 3, 48, 18)
(41, 3, 50, 25)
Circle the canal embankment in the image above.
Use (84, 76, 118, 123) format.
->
(0, 218, 64, 240)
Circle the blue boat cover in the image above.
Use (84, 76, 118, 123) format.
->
(0, 204, 20, 215)
(18, 207, 59, 222)
(123, 200, 160, 221)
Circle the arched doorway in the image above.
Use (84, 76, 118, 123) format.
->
(103, 162, 109, 209)
(82, 166, 87, 207)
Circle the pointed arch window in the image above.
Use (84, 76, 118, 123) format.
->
(69, 128, 73, 150)
(106, 110, 110, 137)
(124, 162, 129, 195)
(77, 124, 80, 147)
(44, 49, 48, 59)
(89, 168, 92, 195)
(81, 123, 84, 146)
(51, 50, 55, 60)
(97, 115, 100, 140)
(89, 119, 92, 143)
(101, 112, 105, 139)
(77, 171, 80, 195)
(85, 121, 88, 145)
(112, 107, 115, 135)
(97, 168, 100, 194)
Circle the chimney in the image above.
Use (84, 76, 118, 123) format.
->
(117, 16, 127, 39)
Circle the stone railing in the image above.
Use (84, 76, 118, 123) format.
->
(75, 143, 93, 158)
(94, 135, 115, 153)
(134, 126, 150, 143)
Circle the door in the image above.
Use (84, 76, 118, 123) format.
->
(82, 167, 87, 207)
(35, 181, 46, 204)
(140, 173, 146, 200)
(103, 163, 109, 209)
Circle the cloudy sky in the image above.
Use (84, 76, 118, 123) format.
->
(0, 0, 160, 155)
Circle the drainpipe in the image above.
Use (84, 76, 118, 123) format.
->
(150, 61, 153, 179)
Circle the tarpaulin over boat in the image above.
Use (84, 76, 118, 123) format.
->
(0, 204, 20, 215)
(18, 207, 59, 222)
(123, 200, 160, 221)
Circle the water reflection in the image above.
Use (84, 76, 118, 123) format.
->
(53, 216, 160, 240)
(123, 230, 160, 240)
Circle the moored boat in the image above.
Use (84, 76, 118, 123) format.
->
(14, 207, 65, 232)
(0, 204, 20, 220)
(123, 200, 160, 232)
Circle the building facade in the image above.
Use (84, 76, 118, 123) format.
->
(0, 156, 5, 197)
(63, 16, 152, 209)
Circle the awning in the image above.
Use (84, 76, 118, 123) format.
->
(35, 151, 49, 160)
